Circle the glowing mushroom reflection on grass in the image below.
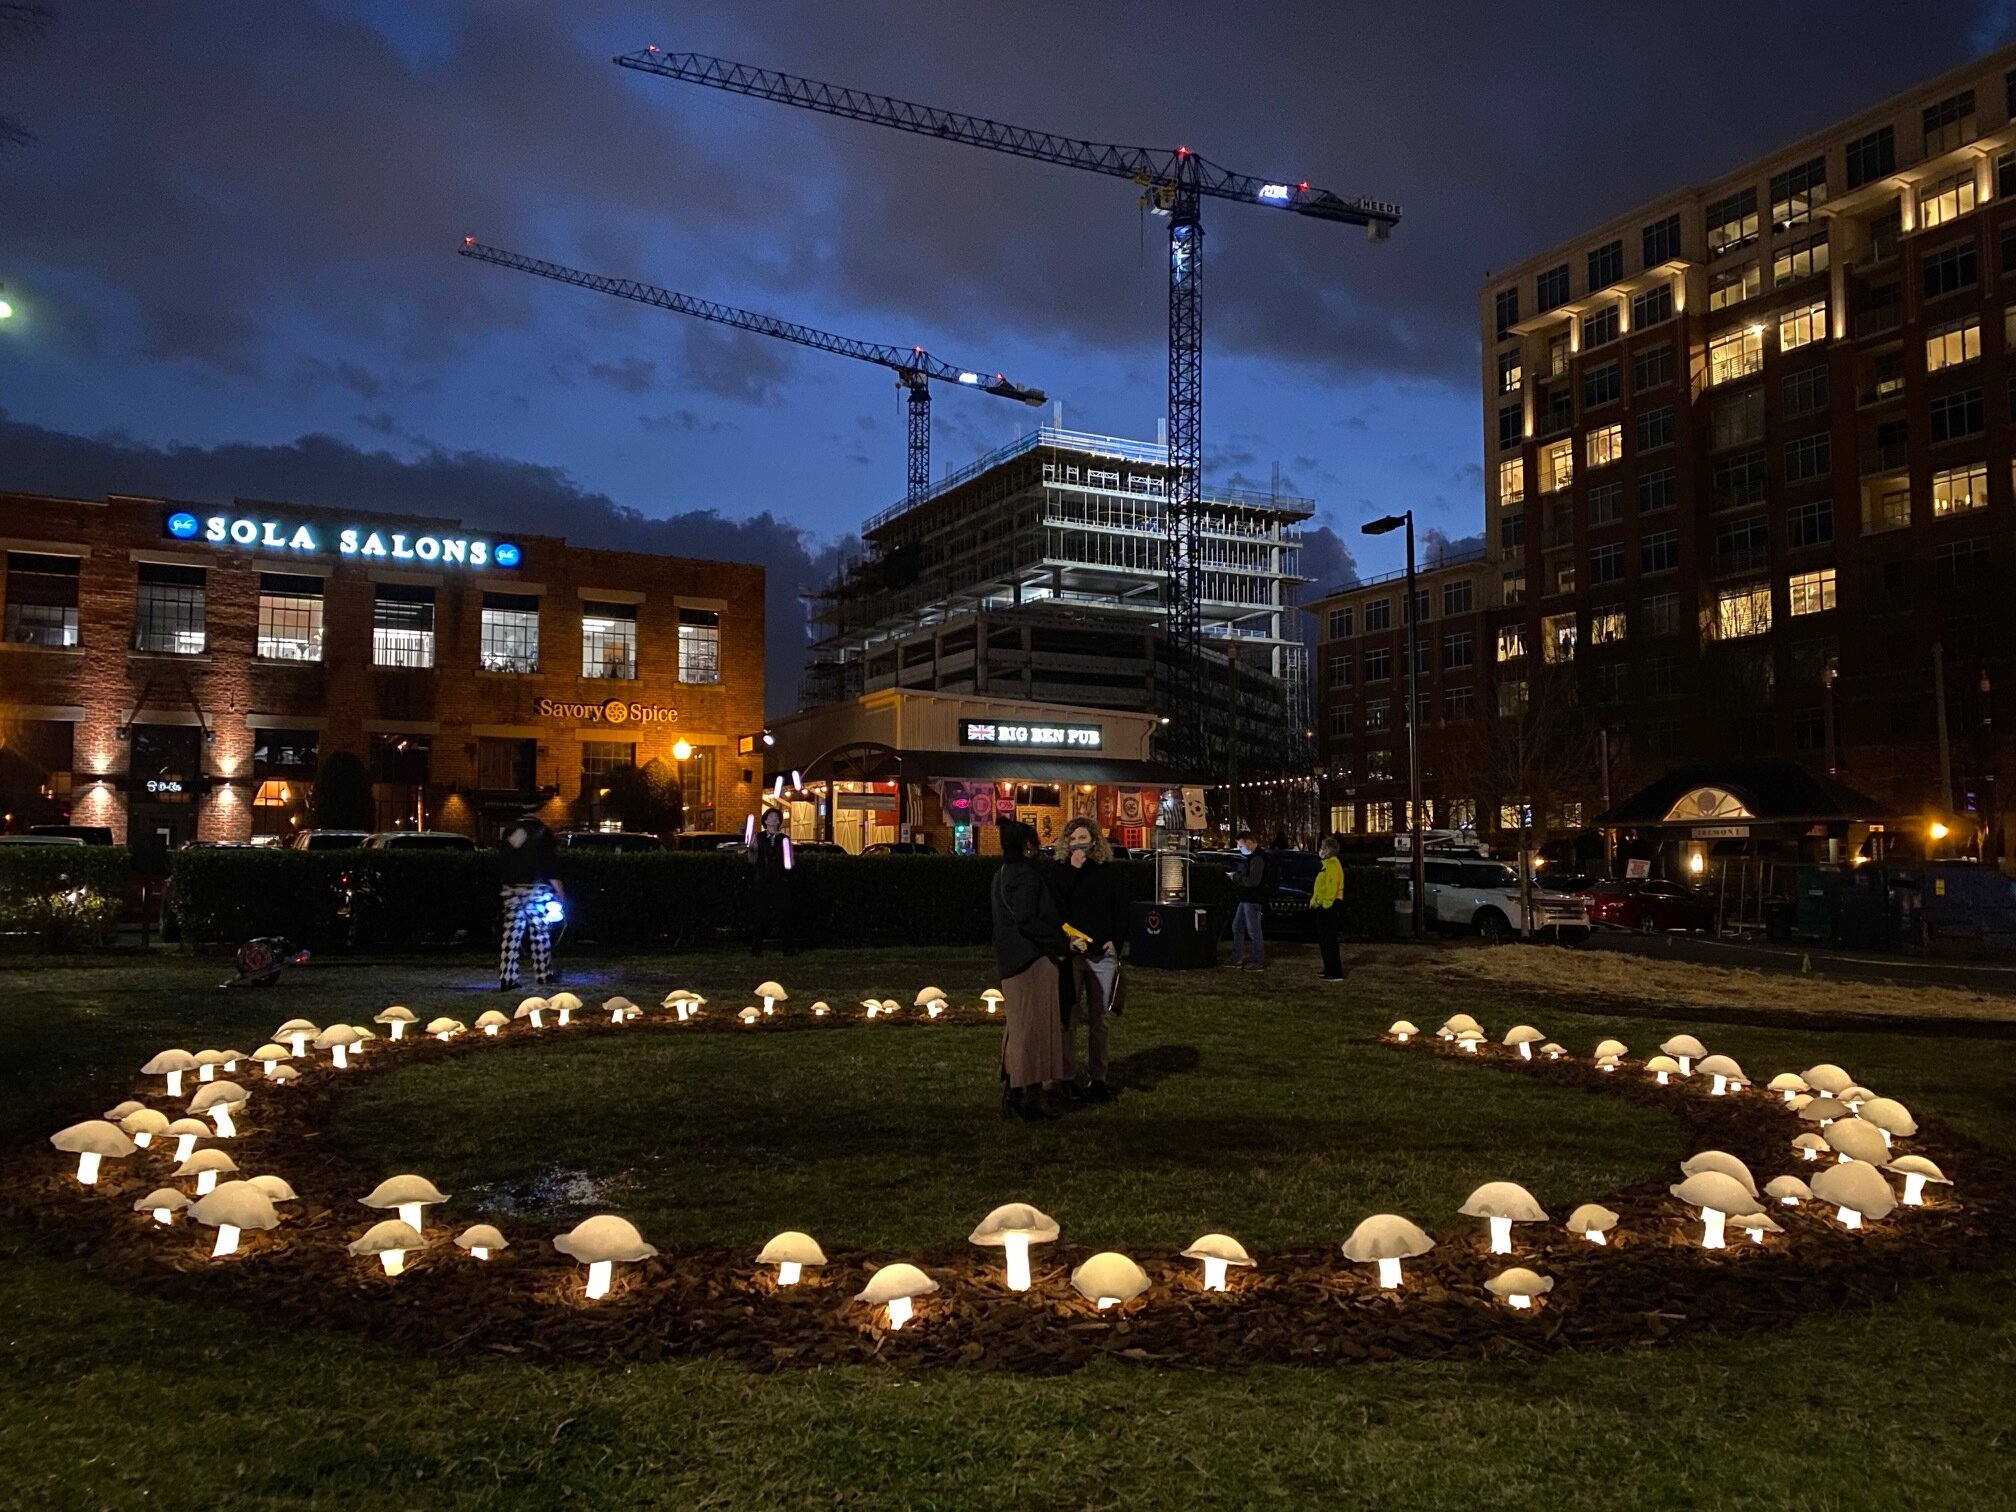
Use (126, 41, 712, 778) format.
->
(554, 1215, 658, 1300)
(757, 1230, 826, 1286)
(190, 1179, 280, 1258)
(1342, 1214, 1436, 1289)
(50, 1120, 135, 1185)
(969, 1203, 1060, 1291)
(1181, 1233, 1255, 1291)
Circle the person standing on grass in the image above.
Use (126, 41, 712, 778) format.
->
(746, 805, 795, 957)
(991, 818, 1081, 1121)
(1227, 830, 1271, 970)
(1311, 834, 1347, 982)
(1053, 817, 1126, 1102)
(497, 808, 563, 991)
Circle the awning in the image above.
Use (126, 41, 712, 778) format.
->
(1597, 759, 1892, 829)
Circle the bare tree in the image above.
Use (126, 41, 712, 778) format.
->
(0, 4, 55, 149)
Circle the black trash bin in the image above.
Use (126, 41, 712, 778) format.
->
(1762, 896, 1795, 940)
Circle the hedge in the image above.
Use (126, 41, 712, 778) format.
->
(0, 845, 129, 950)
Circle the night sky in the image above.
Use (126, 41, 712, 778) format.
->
(0, 2, 2001, 712)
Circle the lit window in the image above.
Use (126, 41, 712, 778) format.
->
(1365, 699, 1390, 731)
(4, 552, 81, 647)
(1497, 456, 1525, 504)
(583, 602, 639, 680)
(1708, 326, 1764, 385)
(372, 585, 435, 669)
(1918, 168, 1978, 230)
(1788, 568, 1837, 616)
(1541, 613, 1577, 663)
(134, 563, 207, 655)
(1706, 188, 1759, 257)
(1590, 606, 1626, 644)
(1865, 485, 1911, 533)
(1540, 437, 1575, 492)
(1709, 261, 1761, 311)
(1779, 300, 1828, 351)
(1501, 568, 1526, 605)
(480, 592, 540, 673)
(1546, 333, 1571, 378)
(1497, 348, 1523, 393)
(1496, 626, 1527, 662)
(1932, 463, 1989, 516)
(1769, 156, 1827, 228)
(1366, 801, 1395, 832)
(256, 573, 324, 663)
(1585, 423, 1623, 469)
(1771, 231, 1829, 287)
(1714, 582, 1773, 639)
(1498, 800, 1530, 831)
(1926, 317, 1982, 371)
(1329, 804, 1359, 836)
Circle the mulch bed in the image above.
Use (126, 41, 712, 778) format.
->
(7, 1009, 2010, 1375)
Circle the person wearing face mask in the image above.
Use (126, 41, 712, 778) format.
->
(1053, 817, 1126, 1101)
(1311, 834, 1348, 982)
(1226, 830, 1271, 971)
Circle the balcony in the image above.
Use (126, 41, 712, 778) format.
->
(1859, 442, 1910, 476)
(1711, 545, 1772, 577)
(1852, 305, 1904, 340)
(1544, 521, 1577, 549)
(1856, 377, 1907, 408)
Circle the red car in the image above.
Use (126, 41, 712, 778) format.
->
(1585, 879, 1717, 934)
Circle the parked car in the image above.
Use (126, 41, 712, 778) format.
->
(667, 831, 747, 852)
(0, 833, 85, 846)
(862, 842, 939, 856)
(1583, 878, 1717, 935)
(558, 830, 665, 852)
(361, 831, 477, 851)
(28, 824, 115, 846)
(1384, 854, 1592, 944)
(290, 829, 370, 852)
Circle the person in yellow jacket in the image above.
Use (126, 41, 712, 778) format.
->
(1311, 835, 1347, 982)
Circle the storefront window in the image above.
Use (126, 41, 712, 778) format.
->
(134, 563, 206, 655)
(369, 733, 431, 831)
(480, 592, 540, 673)
(582, 602, 638, 680)
(256, 574, 324, 662)
(581, 741, 637, 780)
(476, 736, 537, 793)
(4, 553, 81, 647)
(678, 608, 721, 684)
(373, 585, 435, 669)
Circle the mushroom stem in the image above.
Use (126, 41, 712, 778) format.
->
(1781, 1089, 1797, 1103)
(484, 1022, 500, 1037)
(174, 1134, 199, 1163)
(287, 1034, 308, 1057)
(1376, 1257, 1402, 1289)
(1459, 1039, 1477, 1054)
(1203, 1257, 1229, 1291)
(1743, 1223, 1766, 1242)
(777, 1260, 803, 1287)
(379, 1250, 406, 1277)
(529, 1009, 545, 1029)
(209, 1107, 237, 1138)
(1096, 1295, 1120, 1310)
(471, 1246, 491, 1261)
(1802, 1147, 1818, 1162)
(196, 1170, 218, 1196)
(151, 1206, 174, 1225)
(1701, 1209, 1727, 1249)
(1656, 1071, 1670, 1085)
(556, 1008, 571, 1026)
(1677, 1056, 1694, 1076)
(1517, 1042, 1532, 1060)
(397, 1202, 424, 1233)
(1004, 1234, 1032, 1292)
(165, 1070, 184, 1097)
(1710, 1074, 1729, 1096)
(1395, 1032, 1410, 1043)
(1506, 1294, 1531, 1310)
(1487, 1216, 1513, 1254)
(389, 1021, 406, 1041)
(262, 1062, 276, 1079)
(1902, 1174, 1927, 1206)
(1837, 1206, 1862, 1230)
(586, 1259, 613, 1299)
(76, 1151, 102, 1185)
(885, 1295, 912, 1330)
(199, 1063, 215, 1083)
(213, 1223, 240, 1258)
(132, 1131, 153, 1148)
(1584, 1229, 1607, 1246)
(331, 1044, 350, 1069)
(1880, 1129, 1893, 1148)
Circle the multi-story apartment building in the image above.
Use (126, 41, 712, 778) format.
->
(1319, 44, 2016, 853)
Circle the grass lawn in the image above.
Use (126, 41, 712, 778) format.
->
(2, 943, 2013, 1509)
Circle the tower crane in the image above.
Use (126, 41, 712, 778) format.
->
(612, 44, 1400, 765)
(457, 239, 1047, 510)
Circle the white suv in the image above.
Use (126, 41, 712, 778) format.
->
(1385, 854, 1592, 944)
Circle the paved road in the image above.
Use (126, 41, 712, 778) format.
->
(1589, 928, 2016, 997)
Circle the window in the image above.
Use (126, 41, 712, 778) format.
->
(582, 601, 639, 680)
(1788, 499, 1835, 547)
(1497, 347, 1523, 393)
(1632, 343, 1674, 391)
(677, 607, 721, 684)
(372, 584, 435, 669)
(1783, 432, 1832, 482)
(1442, 579, 1474, 617)
(478, 591, 540, 673)
(1581, 304, 1619, 349)
(1327, 802, 1358, 834)
(1535, 263, 1570, 312)
(2003, 151, 2016, 199)
(1583, 360, 1621, 408)
(1589, 483, 1624, 525)
(1918, 167, 1978, 230)
(1365, 698, 1390, 731)
(1644, 592, 1683, 636)
(1783, 364, 1829, 416)
(1442, 685, 1475, 721)
(1708, 326, 1764, 385)
(1502, 568, 1526, 604)
(251, 728, 318, 773)
(2005, 223, 2016, 274)
(1589, 542, 1625, 585)
(1327, 654, 1353, 689)
(1926, 316, 1981, 371)
(1367, 751, 1397, 783)
(1714, 582, 1773, 638)
(1711, 387, 1766, 451)
(1497, 404, 1522, 451)
(1770, 155, 1827, 228)
(580, 740, 637, 781)
(1542, 612, 1578, 663)
(1712, 450, 1768, 511)
(1365, 598, 1392, 632)
(1923, 89, 1976, 155)
(1923, 241, 1977, 299)
(1788, 567, 1837, 616)
(1932, 462, 1989, 516)
(1326, 606, 1353, 640)
(1443, 630, 1474, 669)
(1772, 230, 1830, 286)
(256, 574, 324, 663)
(1714, 514, 1770, 573)
(1497, 456, 1525, 504)
(1589, 605, 1626, 644)
(1705, 187, 1759, 256)
(1709, 261, 1761, 310)
(1495, 626, 1527, 663)
(1629, 406, 1672, 455)
(1497, 682, 1529, 718)
(1640, 468, 1678, 514)
(1588, 239, 1623, 290)
(1540, 437, 1575, 493)
(1779, 299, 1828, 351)
(1586, 422, 1623, 469)
(1366, 801, 1395, 833)
(1642, 212, 1682, 265)
(1930, 388, 1984, 442)
(1414, 639, 1433, 679)
(1630, 282, 1674, 329)
(1363, 646, 1391, 682)
(1845, 126, 1894, 189)
(1936, 537, 1992, 588)
(133, 563, 206, 655)
(1494, 286, 1520, 338)
(1641, 531, 1679, 574)
(1329, 706, 1354, 737)
(1406, 588, 1431, 624)
(476, 737, 538, 794)
(1550, 559, 1577, 596)
(1865, 484, 1912, 533)
(3, 552, 80, 647)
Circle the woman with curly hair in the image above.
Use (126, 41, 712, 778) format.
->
(1053, 816, 1127, 1102)
(990, 818, 1078, 1119)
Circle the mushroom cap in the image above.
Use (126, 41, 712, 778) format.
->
(1858, 1097, 1917, 1137)
(190, 1180, 281, 1232)
(174, 1149, 238, 1177)
(1566, 1203, 1620, 1234)
(165, 1117, 211, 1139)
(969, 1202, 1061, 1246)
(1660, 1034, 1708, 1059)
(51, 1119, 136, 1159)
(141, 1049, 197, 1075)
(1839, 1084, 1877, 1104)
(133, 1187, 189, 1215)
(1824, 1119, 1890, 1165)
(553, 1215, 657, 1264)
(1441, 1013, 1482, 1034)
(1786, 1093, 1815, 1111)
(1593, 1039, 1628, 1060)
(980, 988, 1005, 1003)
(1342, 1214, 1436, 1262)
(119, 1108, 170, 1137)
(1484, 1266, 1554, 1300)
(349, 1024, 377, 1041)
(189, 1081, 249, 1113)
(1070, 1252, 1151, 1305)
(425, 1017, 464, 1036)
(661, 990, 698, 1006)
(1645, 1055, 1680, 1074)
(193, 1049, 228, 1068)
(252, 1044, 290, 1064)
(737, 1007, 761, 1024)
(1455, 1028, 1485, 1045)
(810, 1001, 831, 1014)
(361, 1174, 449, 1210)
(1503, 1025, 1545, 1047)
(1696, 1053, 1746, 1081)
(754, 980, 788, 1001)
(513, 996, 549, 1020)
(1540, 1043, 1567, 1056)
(1791, 1133, 1830, 1152)
(1884, 1155, 1950, 1185)
(757, 1230, 828, 1267)
(1388, 1020, 1420, 1036)
(373, 1006, 416, 1025)
(1803, 1063, 1854, 1095)
(474, 1011, 510, 1029)
(274, 1018, 318, 1036)
(270, 1065, 300, 1084)
(1768, 1072, 1809, 1093)
(602, 996, 636, 1015)
(1764, 1176, 1813, 1202)
(1680, 1151, 1759, 1196)
(313, 1024, 358, 1049)
(1669, 1171, 1764, 1216)
(349, 1218, 425, 1256)
(456, 1223, 509, 1252)
(1180, 1232, 1255, 1266)
(246, 1174, 298, 1202)
(856, 1262, 938, 1305)
(545, 992, 583, 1012)
(1594, 1054, 1622, 1069)
(1738, 1209, 1785, 1235)
(1797, 1097, 1848, 1123)
(1812, 1159, 1898, 1220)
(1459, 1181, 1548, 1223)
(103, 1099, 146, 1120)
(913, 986, 947, 1007)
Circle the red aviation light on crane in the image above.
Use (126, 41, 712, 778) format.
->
(463, 235, 476, 247)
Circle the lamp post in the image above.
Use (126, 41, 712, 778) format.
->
(1363, 511, 1423, 939)
(672, 738, 693, 834)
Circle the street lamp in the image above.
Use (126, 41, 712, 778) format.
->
(1363, 510, 1424, 939)
(672, 738, 693, 834)
(0, 283, 13, 321)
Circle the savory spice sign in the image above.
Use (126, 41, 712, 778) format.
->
(536, 697, 680, 726)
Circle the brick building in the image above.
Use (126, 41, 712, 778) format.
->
(0, 493, 765, 856)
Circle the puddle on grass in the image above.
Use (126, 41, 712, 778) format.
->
(464, 1167, 639, 1219)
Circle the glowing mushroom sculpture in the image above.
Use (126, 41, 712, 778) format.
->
(1455, 1029, 1485, 1055)
(190, 1080, 248, 1138)
(134, 1187, 189, 1225)
(1669, 1171, 1763, 1249)
(810, 1001, 831, 1018)
(475, 1011, 509, 1038)
(1680, 1151, 1759, 1200)
(1885, 1155, 1950, 1207)
(554, 1215, 657, 1300)
(914, 986, 948, 1020)
(190, 1179, 280, 1258)
(1645, 1055, 1680, 1085)
(103, 1099, 145, 1122)
(754, 981, 788, 1018)
(1071, 1252, 1151, 1311)
(1824, 1118, 1890, 1167)
(456, 1224, 508, 1261)
(1660, 1034, 1706, 1076)
(142, 1049, 198, 1098)
(547, 991, 583, 1026)
(1181, 1233, 1255, 1292)
(1858, 1097, 1917, 1148)
(1342, 1214, 1436, 1289)
(738, 1007, 761, 1026)
(757, 1230, 826, 1287)
(1387, 1020, 1420, 1043)
(164, 1118, 210, 1164)
(514, 996, 549, 1031)
(981, 989, 1004, 1016)
(252, 1044, 289, 1079)
(361, 1174, 449, 1235)
(1503, 1026, 1545, 1061)
(350, 1219, 425, 1276)
(1440, 1014, 1482, 1042)
(1696, 1053, 1747, 1096)
(50, 1120, 135, 1186)
(969, 1203, 1060, 1292)
(1593, 1038, 1627, 1063)
(1485, 1267, 1554, 1310)
(1803, 1063, 1854, 1097)
(1765, 1175, 1812, 1207)
(1798, 1096, 1850, 1127)
(175, 1148, 238, 1196)
(314, 1024, 359, 1069)
(1769, 1073, 1810, 1103)
(1460, 1182, 1548, 1254)
(193, 1049, 227, 1083)
(1540, 1042, 1567, 1061)
(119, 1108, 169, 1150)
(373, 1005, 416, 1041)
(1739, 1209, 1784, 1243)
(1812, 1159, 1897, 1230)
(247, 1175, 298, 1204)
(1793, 1133, 1829, 1162)
(1567, 1204, 1620, 1245)
(426, 1017, 464, 1041)
(276, 1020, 318, 1058)
(856, 1263, 937, 1330)
(603, 996, 637, 1025)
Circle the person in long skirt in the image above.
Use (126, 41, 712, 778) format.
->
(1053, 817, 1127, 1101)
(746, 806, 795, 956)
(990, 819, 1077, 1120)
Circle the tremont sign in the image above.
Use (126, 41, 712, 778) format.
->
(536, 697, 680, 727)
(166, 511, 521, 569)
